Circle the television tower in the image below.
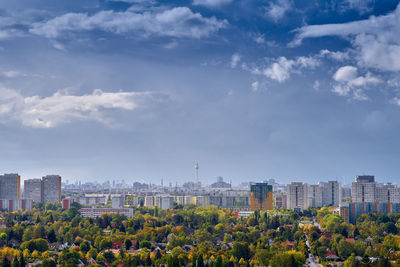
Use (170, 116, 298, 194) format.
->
(194, 162, 199, 186)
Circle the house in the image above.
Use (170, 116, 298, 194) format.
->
(319, 232, 332, 240)
(112, 241, 122, 249)
(281, 241, 295, 249)
(345, 238, 355, 244)
(88, 258, 97, 265)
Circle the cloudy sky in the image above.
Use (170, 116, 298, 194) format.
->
(1, 0, 400, 185)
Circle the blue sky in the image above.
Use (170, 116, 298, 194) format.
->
(0, 0, 400, 185)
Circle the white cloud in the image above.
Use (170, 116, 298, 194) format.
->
(263, 57, 295, 82)
(163, 40, 179, 49)
(251, 81, 259, 92)
(343, 0, 374, 14)
(193, 0, 233, 8)
(30, 7, 228, 39)
(265, 0, 291, 22)
(230, 53, 241, 68)
(332, 66, 380, 99)
(1, 71, 20, 78)
(319, 49, 350, 61)
(333, 66, 358, 82)
(0, 87, 150, 128)
(313, 80, 320, 91)
(255, 56, 319, 83)
(292, 4, 400, 72)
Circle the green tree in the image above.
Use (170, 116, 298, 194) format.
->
(2, 256, 11, 267)
(41, 259, 56, 267)
(125, 239, 132, 250)
(337, 240, 354, 259)
(103, 251, 115, 264)
(80, 240, 90, 253)
(47, 229, 57, 243)
(232, 242, 251, 261)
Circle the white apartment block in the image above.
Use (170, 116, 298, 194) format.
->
(42, 175, 61, 203)
(375, 184, 400, 203)
(80, 207, 134, 218)
(321, 181, 341, 206)
(287, 182, 309, 210)
(0, 173, 21, 200)
(24, 179, 42, 202)
(112, 196, 125, 208)
(309, 184, 323, 208)
(352, 175, 376, 203)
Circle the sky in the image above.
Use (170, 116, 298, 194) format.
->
(0, 0, 400, 185)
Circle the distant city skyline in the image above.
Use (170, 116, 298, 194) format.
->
(1, 1, 400, 183)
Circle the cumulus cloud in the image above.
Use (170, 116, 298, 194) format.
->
(0, 87, 151, 128)
(265, 0, 292, 22)
(332, 66, 380, 100)
(230, 53, 241, 68)
(193, 0, 233, 8)
(252, 56, 319, 83)
(251, 81, 259, 92)
(319, 49, 350, 61)
(30, 7, 228, 39)
(292, 4, 400, 72)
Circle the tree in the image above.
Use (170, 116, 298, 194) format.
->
(19, 254, 25, 267)
(197, 254, 204, 267)
(33, 225, 46, 239)
(2, 256, 11, 267)
(337, 240, 354, 259)
(11, 257, 19, 267)
(125, 239, 132, 250)
(344, 254, 358, 267)
(103, 251, 115, 264)
(47, 229, 57, 243)
(232, 242, 250, 261)
(41, 259, 56, 267)
(0, 233, 7, 245)
(59, 249, 80, 267)
(192, 254, 197, 267)
(80, 241, 90, 253)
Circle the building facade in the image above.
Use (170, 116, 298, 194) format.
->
(80, 207, 134, 218)
(42, 175, 61, 202)
(24, 179, 42, 202)
(0, 173, 21, 200)
(352, 175, 376, 203)
(309, 184, 323, 208)
(322, 181, 340, 206)
(0, 199, 33, 211)
(287, 182, 308, 210)
(250, 183, 273, 211)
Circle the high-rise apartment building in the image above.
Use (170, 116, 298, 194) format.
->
(352, 175, 376, 203)
(376, 184, 400, 203)
(250, 183, 273, 210)
(0, 173, 21, 200)
(322, 181, 340, 206)
(24, 179, 42, 202)
(287, 182, 309, 210)
(41, 175, 61, 202)
(309, 184, 323, 208)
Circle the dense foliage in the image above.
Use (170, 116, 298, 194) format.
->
(0, 204, 399, 266)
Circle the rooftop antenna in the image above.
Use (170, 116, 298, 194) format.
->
(194, 162, 199, 186)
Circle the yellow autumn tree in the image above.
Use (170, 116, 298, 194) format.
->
(31, 250, 40, 258)
(23, 249, 30, 258)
